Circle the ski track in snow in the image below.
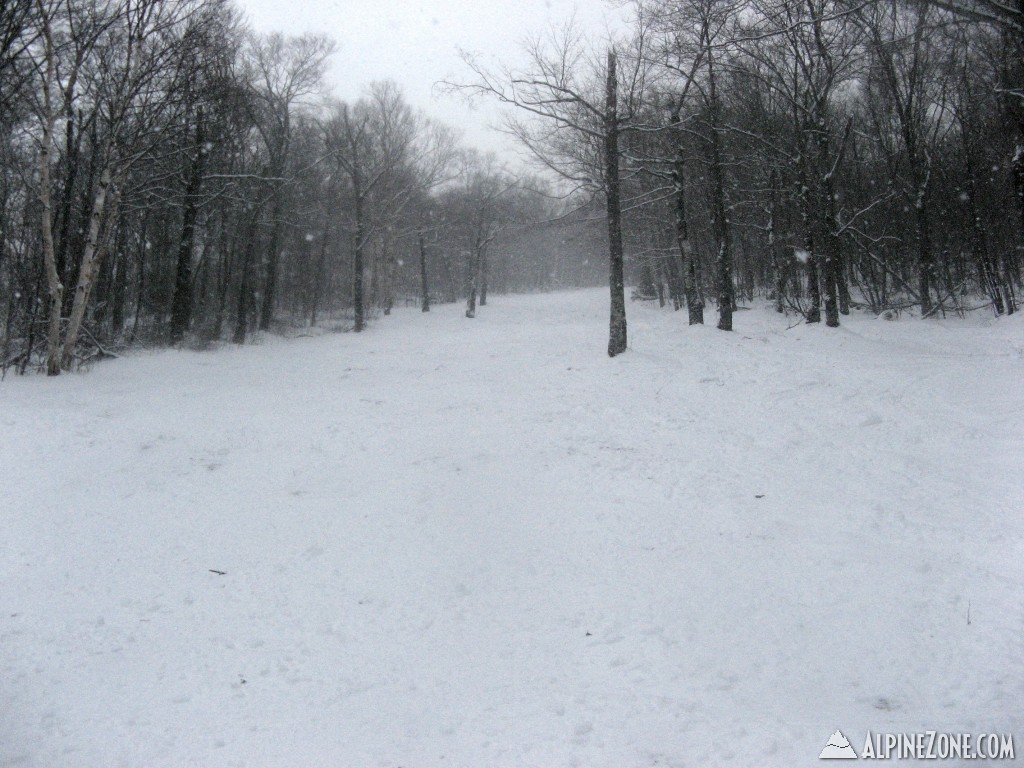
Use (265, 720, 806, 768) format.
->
(1, 289, 1022, 767)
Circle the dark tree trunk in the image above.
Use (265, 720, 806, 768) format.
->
(130, 215, 148, 341)
(708, 146, 732, 329)
(62, 117, 100, 317)
(767, 170, 785, 313)
(233, 209, 260, 345)
(604, 50, 627, 356)
(212, 221, 232, 341)
(352, 167, 365, 332)
(259, 189, 283, 331)
(1013, 121, 1024, 288)
(672, 141, 704, 324)
(419, 232, 430, 312)
(465, 243, 480, 318)
(820, 237, 840, 326)
(837, 257, 851, 315)
(796, 167, 821, 323)
(110, 224, 127, 336)
(914, 192, 934, 317)
(382, 255, 395, 315)
(193, 236, 211, 326)
(806, 250, 822, 323)
(54, 107, 82, 301)
(169, 110, 205, 344)
(819, 143, 848, 323)
(93, 222, 115, 330)
(377, 233, 394, 316)
(479, 248, 488, 306)
(819, 170, 841, 328)
(706, 48, 732, 331)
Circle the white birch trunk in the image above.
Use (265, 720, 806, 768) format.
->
(61, 163, 113, 368)
(37, 8, 63, 376)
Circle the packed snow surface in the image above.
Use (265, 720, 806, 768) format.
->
(2, 289, 1022, 767)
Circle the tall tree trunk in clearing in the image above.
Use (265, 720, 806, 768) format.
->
(380, 232, 395, 316)
(706, 46, 733, 332)
(233, 208, 261, 344)
(796, 163, 822, 323)
(819, 202, 841, 328)
(672, 131, 704, 325)
(170, 109, 206, 344)
(479, 248, 489, 306)
(232, 258, 250, 345)
(465, 244, 479, 318)
(604, 50, 627, 357)
(817, 122, 841, 328)
(914, 184, 935, 317)
(352, 160, 366, 332)
(767, 169, 785, 313)
(211, 205, 232, 340)
(817, 121, 849, 324)
(258, 176, 284, 331)
(419, 232, 430, 312)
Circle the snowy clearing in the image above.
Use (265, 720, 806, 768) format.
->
(2, 289, 1022, 767)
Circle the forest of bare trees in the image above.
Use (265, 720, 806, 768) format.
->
(0, 0, 598, 375)
(459, 0, 1023, 352)
(1, 0, 1020, 373)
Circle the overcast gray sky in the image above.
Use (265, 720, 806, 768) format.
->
(235, 0, 629, 162)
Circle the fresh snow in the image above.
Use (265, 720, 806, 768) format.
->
(2, 289, 1022, 767)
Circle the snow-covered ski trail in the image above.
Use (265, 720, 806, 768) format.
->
(2, 289, 1021, 767)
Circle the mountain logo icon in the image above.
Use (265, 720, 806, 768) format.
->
(819, 730, 858, 759)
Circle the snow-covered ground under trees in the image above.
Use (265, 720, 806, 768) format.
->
(2, 289, 1022, 767)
